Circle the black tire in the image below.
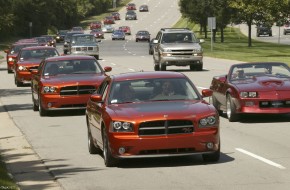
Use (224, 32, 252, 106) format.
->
(7, 69, 13, 74)
(39, 97, 48, 116)
(136, 39, 138, 42)
(32, 95, 39, 111)
(103, 131, 118, 167)
(64, 50, 68, 54)
(211, 95, 223, 115)
(88, 128, 100, 154)
(196, 63, 203, 71)
(226, 94, 239, 122)
(154, 64, 160, 71)
(190, 65, 195, 71)
(15, 77, 23, 87)
(202, 143, 220, 162)
(160, 64, 166, 71)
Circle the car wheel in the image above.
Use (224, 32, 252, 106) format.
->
(211, 95, 222, 115)
(202, 143, 220, 162)
(38, 96, 48, 117)
(32, 94, 39, 111)
(226, 94, 239, 122)
(196, 62, 203, 71)
(190, 65, 195, 71)
(64, 50, 68, 54)
(102, 130, 118, 167)
(136, 39, 138, 42)
(88, 127, 101, 154)
(154, 64, 160, 71)
(160, 64, 166, 71)
(15, 77, 23, 87)
(7, 69, 13, 74)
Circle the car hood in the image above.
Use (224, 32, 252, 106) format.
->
(107, 100, 215, 120)
(18, 58, 43, 65)
(161, 43, 202, 50)
(41, 74, 106, 86)
(232, 76, 290, 91)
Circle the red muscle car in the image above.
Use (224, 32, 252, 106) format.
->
(103, 16, 115, 25)
(86, 71, 220, 167)
(31, 55, 112, 116)
(14, 46, 59, 87)
(210, 62, 290, 122)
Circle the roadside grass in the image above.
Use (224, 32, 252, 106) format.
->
(174, 18, 290, 65)
(0, 155, 18, 189)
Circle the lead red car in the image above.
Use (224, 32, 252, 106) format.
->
(86, 71, 220, 167)
(210, 62, 290, 122)
(31, 55, 112, 116)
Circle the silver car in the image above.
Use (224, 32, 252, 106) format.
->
(112, 30, 125, 40)
(68, 34, 100, 60)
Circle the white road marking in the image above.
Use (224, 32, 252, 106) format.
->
(128, 68, 135, 71)
(111, 63, 116, 66)
(197, 86, 208, 89)
(236, 148, 286, 170)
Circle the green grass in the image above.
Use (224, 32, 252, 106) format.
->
(174, 18, 290, 65)
(0, 156, 18, 189)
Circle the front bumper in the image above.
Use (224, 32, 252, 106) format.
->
(159, 54, 203, 66)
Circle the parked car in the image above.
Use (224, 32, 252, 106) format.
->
(41, 35, 56, 47)
(4, 42, 38, 73)
(256, 25, 272, 37)
(103, 16, 115, 24)
(118, 26, 131, 35)
(135, 30, 150, 42)
(14, 46, 59, 87)
(139, 5, 149, 12)
(111, 30, 125, 40)
(68, 34, 100, 60)
(209, 62, 290, 122)
(111, 12, 120, 20)
(63, 31, 83, 54)
(55, 30, 69, 43)
(90, 21, 102, 30)
(90, 29, 104, 39)
(31, 55, 112, 116)
(126, 3, 136, 10)
(101, 24, 115, 33)
(125, 10, 137, 20)
(86, 71, 220, 167)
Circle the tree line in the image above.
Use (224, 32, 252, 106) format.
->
(0, 0, 122, 41)
(179, 0, 290, 46)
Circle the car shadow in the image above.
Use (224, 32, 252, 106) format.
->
(165, 68, 209, 72)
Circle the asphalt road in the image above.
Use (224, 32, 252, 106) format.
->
(1, 0, 290, 189)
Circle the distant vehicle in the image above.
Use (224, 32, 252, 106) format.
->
(125, 10, 137, 20)
(119, 26, 131, 35)
(102, 24, 115, 33)
(34, 37, 49, 46)
(71, 26, 84, 33)
(111, 30, 126, 40)
(210, 62, 290, 122)
(86, 71, 220, 167)
(68, 34, 100, 60)
(4, 42, 38, 73)
(103, 16, 115, 24)
(111, 12, 120, 20)
(256, 25, 272, 37)
(135, 30, 150, 42)
(41, 35, 56, 47)
(90, 29, 104, 39)
(139, 5, 149, 12)
(63, 31, 83, 54)
(55, 30, 69, 43)
(31, 55, 112, 116)
(90, 21, 102, 30)
(14, 46, 59, 87)
(126, 3, 136, 10)
(283, 22, 290, 35)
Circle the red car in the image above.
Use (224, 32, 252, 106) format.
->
(14, 46, 59, 87)
(126, 3, 136, 10)
(4, 42, 38, 73)
(111, 12, 120, 20)
(31, 55, 112, 116)
(34, 37, 49, 46)
(103, 16, 115, 25)
(119, 26, 131, 35)
(90, 29, 104, 39)
(90, 21, 102, 30)
(210, 62, 290, 122)
(86, 71, 220, 167)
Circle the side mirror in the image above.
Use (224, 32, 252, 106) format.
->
(104, 66, 112, 72)
(201, 89, 213, 97)
(90, 94, 103, 102)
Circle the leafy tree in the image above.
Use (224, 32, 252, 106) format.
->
(0, 0, 15, 40)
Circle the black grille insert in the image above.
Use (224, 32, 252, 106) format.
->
(60, 85, 96, 96)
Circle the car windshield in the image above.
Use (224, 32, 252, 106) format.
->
(71, 35, 96, 44)
(43, 59, 102, 76)
(161, 33, 196, 43)
(230, 63, 290, 81)
(109, 78, 200, 104)
(20, 49, 58, 60)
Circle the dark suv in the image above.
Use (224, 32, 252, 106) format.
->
(256, 25, 272, 37)
(152, 28, 204, 71)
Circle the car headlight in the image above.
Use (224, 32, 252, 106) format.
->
(8, 57, 14, 61)
(18, 66, 27, 71)
(240, 92, 258, 98)
(199, 115, 218, 128)
(42, 86, 57, 93)
(111, 121, 134, 132)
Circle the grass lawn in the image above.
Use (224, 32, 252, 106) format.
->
(0, 156, 18, 189)
(174, 18, 290, 65)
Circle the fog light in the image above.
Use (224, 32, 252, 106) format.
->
(119, 147, 126, 154)
(47, 103, 52, 108)
(245, 101, 254, 106)
(206, 142, 214, 150)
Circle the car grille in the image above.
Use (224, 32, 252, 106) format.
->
(138, 120, 194, 136)
(139, 147, 196, 155)
(259, 101, 290, 108)
(60, 85, 96, 96)
(171, 49, 194, 56)
(75, 47, 94, 51)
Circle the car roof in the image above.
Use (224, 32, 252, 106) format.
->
(72, 34, 94, 37)
(21, 46, 56, 50)
(111, 71, 186, 82)
(45, 55, 95, 62)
